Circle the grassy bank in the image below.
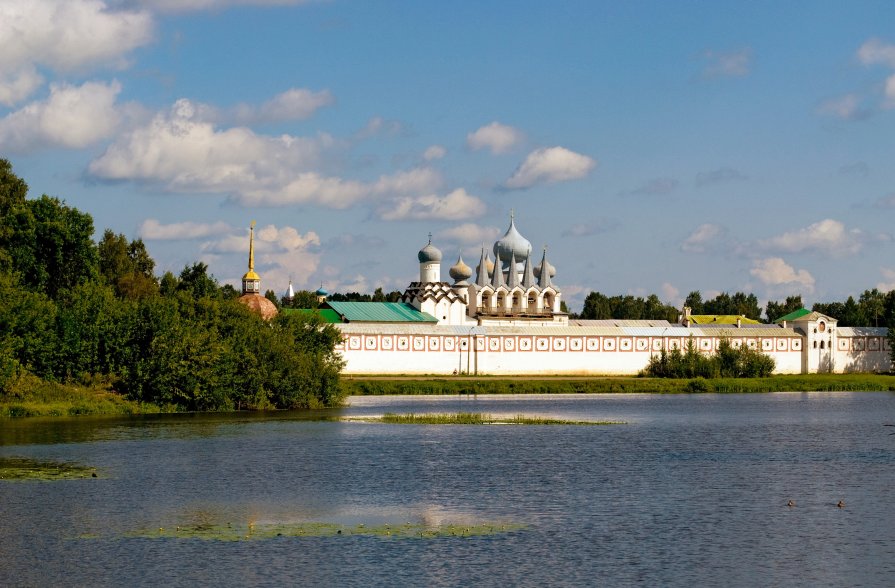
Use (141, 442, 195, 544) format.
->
(0, 374, 165, 418)
(340, 374, 895, 396)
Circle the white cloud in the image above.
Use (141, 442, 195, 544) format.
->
(231, 88, 333, 124)
(886, 74, 895, 108)
(0, 65, 43, 107)
(0, 80, 125, 152)
(202, 223, 321, 291)
(423, 145, 446, 161)
(750, 257, 815, 293)
(681, 223, 724, 253)
(876, 268, 895, 292)
(139, 219, 232, 240)
(89, 98, 328, 192)
(701, 48, 752, 78)
(758, 219, 863, 257)
(437, 223, 500, 244)
(505, 146, 596, 189)
(466, 122, 524, 154)
(661, 282, 680, 304)
(857, 38, 895, 68)
(377, 188, 486, 221)
(0, 0, 153, 105)
(816, 94, 867, 120)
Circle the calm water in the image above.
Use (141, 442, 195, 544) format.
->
(1, 392, 894, 587)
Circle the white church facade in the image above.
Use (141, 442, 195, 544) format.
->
(287, 215, 892, 376)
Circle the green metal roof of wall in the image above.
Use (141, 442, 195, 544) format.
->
(324, 301, 438, 323)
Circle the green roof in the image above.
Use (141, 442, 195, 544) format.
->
(323, 301, 438, 323)
(775, 308, 811, 323)
(688, 315, 760, 325)
(281, 308, 343, 323)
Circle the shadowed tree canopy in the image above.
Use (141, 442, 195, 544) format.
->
(765, 295, 803, 323)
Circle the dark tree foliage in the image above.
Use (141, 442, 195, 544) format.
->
(328, 291, 373, 302)
(282, 290, 319, 309)
(578, 291, 678, 321)
(645, 337, 774, 379)
(701, 291, 762, 320)
(765, 295, 803, 323)
(0, 160, 345, 409)
(177, 262, 219, 299)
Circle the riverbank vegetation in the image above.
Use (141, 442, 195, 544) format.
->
(0, 159, 344, 414)
(644, 337, 775, 379)
(340, 373, 895, 396)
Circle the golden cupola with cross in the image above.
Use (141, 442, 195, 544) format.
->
(237, 221, 278, 320)
(241, 221, 261, 295)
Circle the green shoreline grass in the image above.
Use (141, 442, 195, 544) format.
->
(3, 373, 893, 419)
(341, 374, 895, 396)
(0, 457, 98, 481)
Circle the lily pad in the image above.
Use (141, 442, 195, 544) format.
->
(0, 457, 98, 481)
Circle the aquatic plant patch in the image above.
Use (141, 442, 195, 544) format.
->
(90, 521, 525, 541)
(0, 457, 98, 481)
(349, 412, 625, 425)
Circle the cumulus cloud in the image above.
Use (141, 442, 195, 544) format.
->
(90, 97, 446, 211)
(619, 177, 678, 197)
(0, 0, 153, 105)
(0, 80, 126, 152)
(201, 223, 321, 291)
(505, 146, 596, 189)
(661, 282, 680, 304)
(466, 122, 524, 154)
(139, 219, 231, 240)
(423, 145, 446, 161)
(437, 223, 500, 245)
(377, 188, 486, 221)
(750, 257, 815, 293)
(561, 218, 618, 237)
(757, 219, 864, 257)
(877, 268, 895, 292)
(701, 48, 752, 78)
(681, 223, 725, 253)
(695, 167, 747, 187)
(857, 38, 895, 68)
(231, 88, 333, 125)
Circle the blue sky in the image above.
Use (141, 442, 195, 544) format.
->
(2, 1, 895, 313)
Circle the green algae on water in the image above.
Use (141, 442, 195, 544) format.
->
(0, 457, 98, 481)
(352, 412, 625, 425)
(115, 521, 525, 541)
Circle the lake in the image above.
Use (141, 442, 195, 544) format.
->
(1, 392, 893, 587)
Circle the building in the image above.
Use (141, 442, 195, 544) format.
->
(236, 221, 278, 320)
(276, 214, 891, 375)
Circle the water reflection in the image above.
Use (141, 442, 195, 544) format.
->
(0, 392, 893, 587)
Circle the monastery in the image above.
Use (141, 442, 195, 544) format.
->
(240, 216, 892, 375)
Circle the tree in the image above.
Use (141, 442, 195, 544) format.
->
(2, 195, 99, 299)
(684, 291, 704, 314)
(177, 263, 219, 298)
(765, 295, 803, 323)
(859, 288, 885, 327)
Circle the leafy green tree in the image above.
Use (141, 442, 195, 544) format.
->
(684, 291, 704, 314)
(765, 295, 803, 323)
(859, 288, 886, 327)
(264, 289, 279, 307)
(177, 262, 219, 298)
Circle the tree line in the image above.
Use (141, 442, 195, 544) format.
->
(0, 159, 344, 410)
(575, 288, 895, 327)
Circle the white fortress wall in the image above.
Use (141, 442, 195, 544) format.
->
(335, 324, 805, 375)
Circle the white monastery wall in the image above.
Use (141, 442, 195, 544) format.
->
(335, 326, 806, 375)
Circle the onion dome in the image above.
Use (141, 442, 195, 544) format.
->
(475, 253, 494, 279)
(493, 213, 532, 267)
(238, 293, 278, 320)
(315, 284, 329, 297)
(418, 235, 442, 263)
(534, 257, 556, 279)
(449, 254, 473, 284)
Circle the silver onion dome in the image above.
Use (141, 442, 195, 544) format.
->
(493, 215, 532, 268)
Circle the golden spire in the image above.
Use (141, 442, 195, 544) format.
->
(248, 220, 256, 271)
